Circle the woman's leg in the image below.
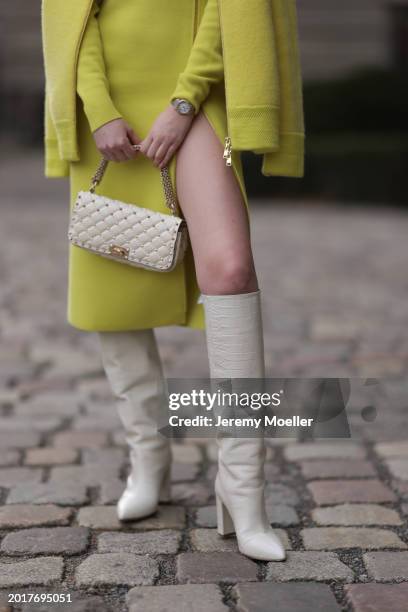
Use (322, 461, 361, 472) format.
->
(175, 111, 258, 296)
(98, 329, 171, 520)
(175, 112, 285, 561)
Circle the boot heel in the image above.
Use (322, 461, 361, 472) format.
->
(159, 467, 171, 503)
(216, 494, 235, 536)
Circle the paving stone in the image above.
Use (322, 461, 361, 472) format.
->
(49, 465, 119, 487)
(263, 463, 281, 479)
(385, 459, 408, 481)
(307, 479, 396, 505)
(375, 441, 408, 458)
(0, 362, 37, 387)
(233, 582, 341, 612)
(77, 378, 112, 400)
(177, 552, 258, 583)
(172, 462, 200, 482)
(310, 318, 364, 342)
(17, 378, 72, 398)
(206, 442, 274, 462)
(393, 480, 408, 500)
(0, 388, 20, 406)
(0, 557, 64, 588)
(300, 459, 376, 479)
(354, 356, 405, 377)
(206, 463, 279, 483)
(312, 504, 403, 526)
(0, 467, 43, 487)
(32, 346, 102, 379)
(1, 527, 90, 555)
(205, 442, 218, 463)
(52, 431, 108, 448)
(284, 442, 366, 461)
(84, 402, 118, 417)
(266, 503, 300, 526)
(206, 464, 218, 481)
(19, 594, 110, 612)
(77, 505, 185, 530)
(98, 478, 125, 504)
(98, 530, 181, 554)
(6, 481, 88, 506)
(172, 482, 214, 506)
(0, 431, 41, 449)
(76, 553, 159, 587)
(302, 527, 406, 550)
(112, 430, 126, 446)
(72, 416, 121, 431)
(195, 506, 217, 528)
(127, 584, 227, 612)
(81, 447, 125, 466)
(265, 551, 353, 582)
(0, 417, 62, 432)
(190, 529, 239, 553)
(171, 444, 202, 464)
(190, 528, 291, 553)
(0, 449, 20, 467)
(345, 583, 408, 612)
(265, 483, 300, 506)
(15, 392, 82, 417)
(363, 552, 408, 581)
(25, 447, 79, 466)
(0, 504, 72, 528)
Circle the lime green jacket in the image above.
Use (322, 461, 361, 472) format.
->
(42, 0, 305, 179)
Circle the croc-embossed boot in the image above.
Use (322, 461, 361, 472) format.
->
(202, 290, 286, 561)
(98, 329, 171, 521)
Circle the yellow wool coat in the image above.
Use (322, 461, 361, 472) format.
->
(41, 0, 305, 332)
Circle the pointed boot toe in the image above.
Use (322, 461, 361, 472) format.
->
(117, 490, 157, 521)
(239, 531, 286, 561)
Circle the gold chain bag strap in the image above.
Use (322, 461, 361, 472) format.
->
(68, 144, 188, 272)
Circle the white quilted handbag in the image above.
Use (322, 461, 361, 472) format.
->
(68, 145, 188, 272)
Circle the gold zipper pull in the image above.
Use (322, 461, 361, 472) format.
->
(223, 136, 232, 167)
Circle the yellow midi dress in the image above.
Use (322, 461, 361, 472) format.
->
(68, 0, 249, 332)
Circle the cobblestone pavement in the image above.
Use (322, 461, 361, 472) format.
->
(1, 150, 408, 611)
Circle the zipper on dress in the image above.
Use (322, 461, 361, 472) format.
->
(223, 136, 232, 166)
(217, 1, 233, 167)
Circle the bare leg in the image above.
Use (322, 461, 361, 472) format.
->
(175, 110, 258, 295)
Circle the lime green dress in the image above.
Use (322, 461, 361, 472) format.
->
(68, 0, 249, 332)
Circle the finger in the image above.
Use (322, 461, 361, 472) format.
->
(115, 148, 128, 162)
(153, 141, 170, 167)
(108, 148, 122, 162)
(138, 135, 152, 156)
(122, 139, 137, 160)
(100, 149, 114, 161)
(146, 138, 162, 161)
(160, 143, 177, 168)
(126, 127, 141, 147)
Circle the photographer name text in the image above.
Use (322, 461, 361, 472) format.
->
(169, 415, 314, 428)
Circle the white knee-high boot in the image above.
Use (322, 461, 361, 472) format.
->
(98, 329, 171, 520)
(201, 290, 286, 561)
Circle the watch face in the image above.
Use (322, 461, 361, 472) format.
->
(178, 101, 192, 115)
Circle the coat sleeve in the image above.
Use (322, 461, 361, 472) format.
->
(76, 1, 123, 133)
(169, 0, 224, 114)
(44, 84, 70, 178)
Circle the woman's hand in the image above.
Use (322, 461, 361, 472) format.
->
(139, 104, 194, 169)
(93, 118, 141, 162)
